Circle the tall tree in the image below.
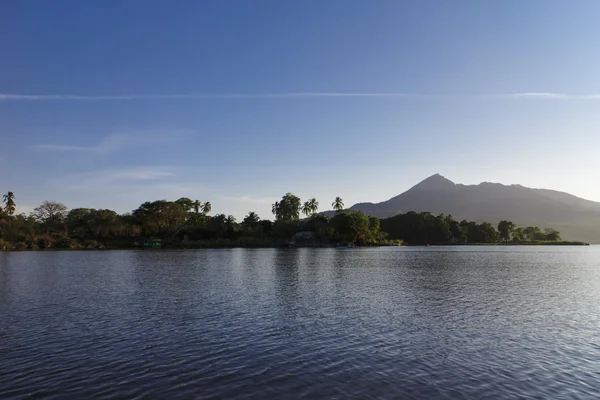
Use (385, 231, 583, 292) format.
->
(132, 200, 188, 236)
(242, 211, 260, 229)
(332, 210, 370, 244)
(543, 228, 561, 241)
(512, 227, 526, 241)
(497, 220, 515, 242)
(332, 197, 344, 212)
(301, 201, 312, 217)
(175, 197, 194, 211)
(32, 201, 68, 224)
(273, 193, 301, 221)
(192, 200, 202, 214)
(524, 226, 541, 241)
(3, 191, 16, 216)
(307, 198, 319, 215)
(201, 201, 212, 215)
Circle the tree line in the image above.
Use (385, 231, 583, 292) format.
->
(0, 190, 572, 250)
(380, 212, 563, 245)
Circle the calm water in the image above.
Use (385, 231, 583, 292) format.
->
(1, 247, 599, 399)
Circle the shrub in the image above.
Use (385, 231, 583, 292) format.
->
(0, 239, 14, 251)
(36, 234, 54, 249)
(85, 240, 99, 249)
(54, 235, 80, 249)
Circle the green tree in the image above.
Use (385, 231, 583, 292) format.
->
(242, 211, 260, 229)
(201, 201, 212, 215)
(301, 201, 312, 218)
(308, 198, 319, 215)
(32, 201, 68, 234)
(368, 216, 380, 235)
(307, 213, 333, 240)
(32, 201, 68, 224)
(3, 191, 16, 216)
(543, 228, 561, 241)
(192, 200, 202, 214)
(448, 218, 466, 243)
(332, 210, 370, 244)
(224, 215, 240, 240)
(367, 216, 388, 243)
(332, 197, 344, 212)
(301, 198, 319, 217)
(132, 200, 188, 237)
(524, 226, 541, 241)
(273, 193, 301, 221)
(478, 222, 499, 243)
(175, 197, 194, 211)
(512, 227, 526, 241)
(497, 220, 515, 242)
(429, 214, 451, 244)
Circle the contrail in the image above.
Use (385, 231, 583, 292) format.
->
(0, 92, 415, 101)
(1, 92, 600, 101)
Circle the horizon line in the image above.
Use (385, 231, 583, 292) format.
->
(2, 92, 600, 101)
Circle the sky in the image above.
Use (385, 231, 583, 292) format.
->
(2, 0, 600, 220)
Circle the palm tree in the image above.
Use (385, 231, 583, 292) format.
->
(243, 211, 260, 228)
(332, 197, 344, 212)
(192, 200, 202, 214)
(302, 198, 319, 217)
(308, 198, 319, 215)
(301, 201, 312, 217)
(201, 201, 211, 215)
(3, 191, 16, 216)
(271, 201, 279, 219)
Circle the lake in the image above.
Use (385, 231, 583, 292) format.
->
(1, 247, 599, 399)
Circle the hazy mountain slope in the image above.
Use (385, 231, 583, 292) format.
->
(345, 174, 600, 243)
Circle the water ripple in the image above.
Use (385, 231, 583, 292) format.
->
(1, 247, 599, 399)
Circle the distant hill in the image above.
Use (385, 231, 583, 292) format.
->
(333, 174, 600, 243)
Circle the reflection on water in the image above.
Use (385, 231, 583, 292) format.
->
(1, 247, 599, 399)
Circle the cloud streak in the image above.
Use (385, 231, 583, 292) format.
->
(0, 92, 415, 101)
(4, 92, 600, 101)
(33, 131, 191, 154)
(53, 166, 177, 191)
(496, 92, 600, 99)
(35, 144, 97, 152)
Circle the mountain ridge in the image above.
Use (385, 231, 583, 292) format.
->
(331, 174, 600, 243)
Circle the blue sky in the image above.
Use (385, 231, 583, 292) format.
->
(2, 0, 600, 219)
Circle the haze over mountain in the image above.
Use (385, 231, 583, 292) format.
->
(341, 174, 600, 243)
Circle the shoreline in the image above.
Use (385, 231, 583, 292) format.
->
(1, 241, 590, 252)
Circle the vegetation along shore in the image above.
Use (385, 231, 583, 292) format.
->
(0, 191, 589, 250)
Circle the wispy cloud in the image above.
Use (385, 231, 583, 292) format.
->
(1, 92, 414, 101)
(502, 92, 571, 99)
(32, 131, 191, 154)
(4, 92, 600, 101)
(35, 144, 97, 152)
(494, 92, 600, 99)
(53, 166, 177, 191)
(115, 170, 175, 181)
